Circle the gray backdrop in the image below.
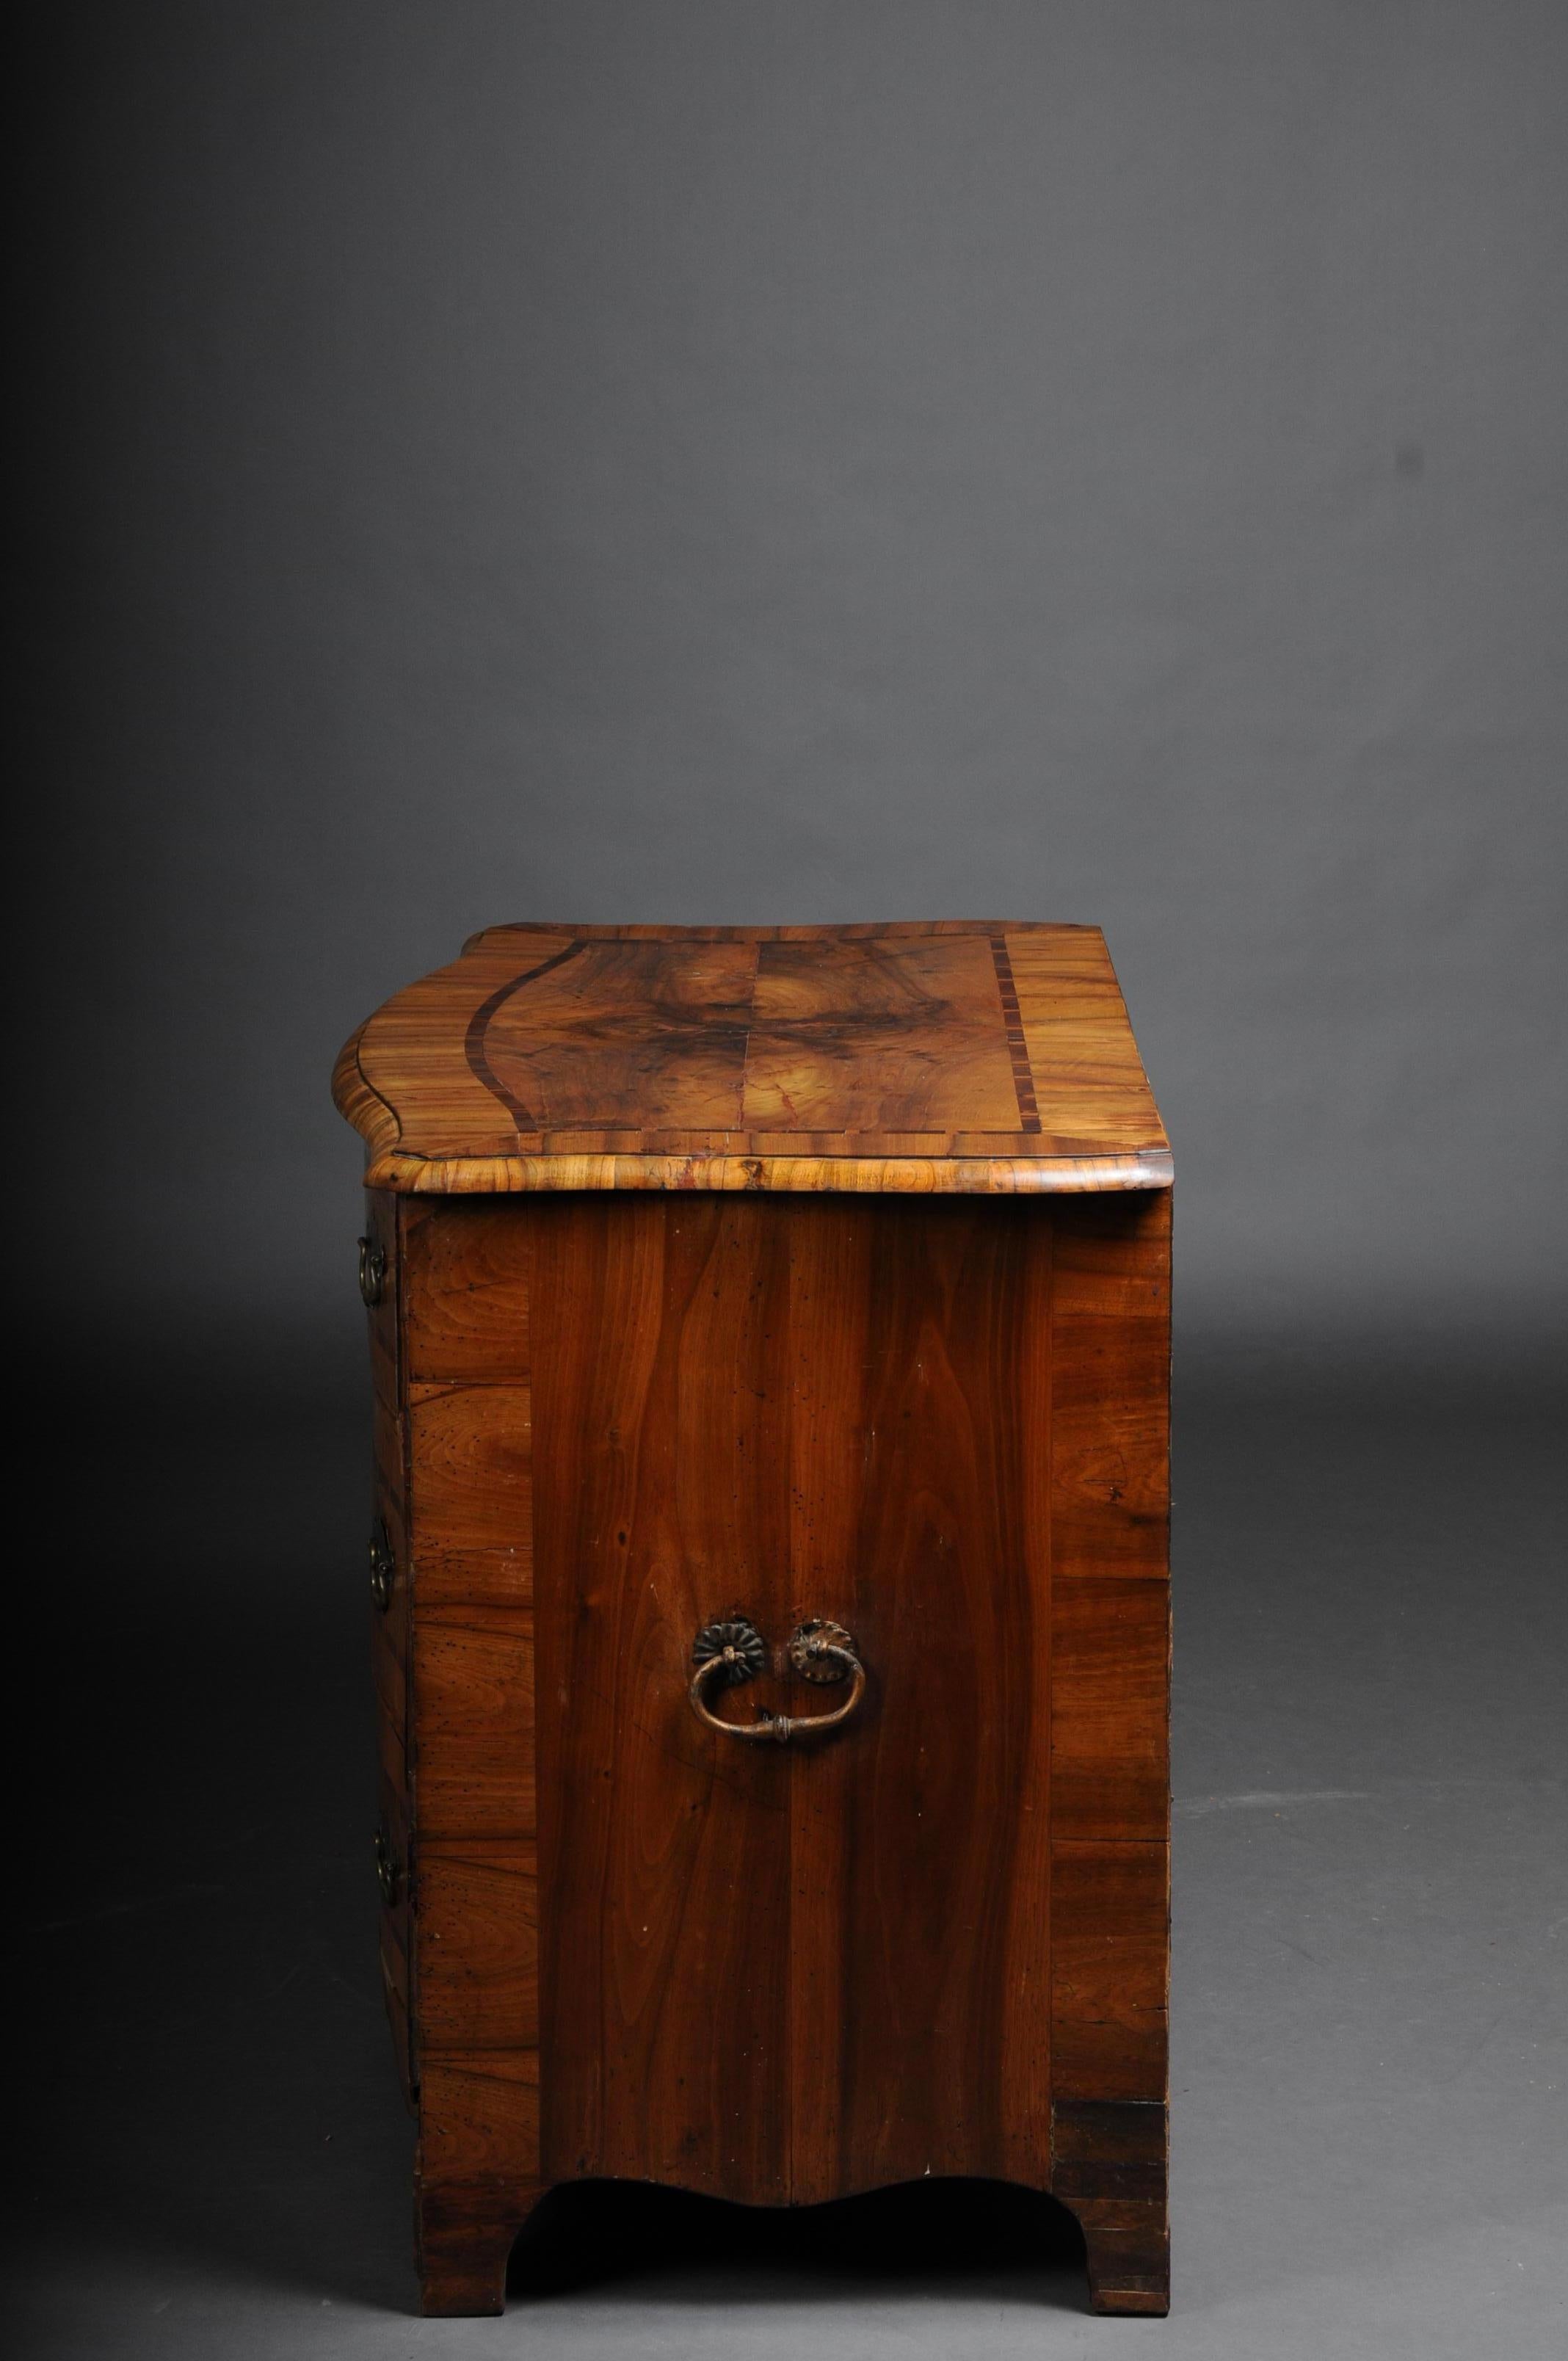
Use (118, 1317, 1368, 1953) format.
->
(21, 0, 1567, 1355)
(13, 11, 1568, 2360)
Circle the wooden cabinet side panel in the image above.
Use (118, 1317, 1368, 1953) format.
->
(1048, 1193, 1170, 2107)
(401, 1202, 541, 2200)
(1049, 1192, 1169, 1581)
(1050, 1578, 1168, 1842)
(403, 1197, 531, 1384)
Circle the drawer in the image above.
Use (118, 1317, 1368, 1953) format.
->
(360, 1189, 400, 1404)
(369, 1434, 409, 1740)
(375, 1773, 417, 2108)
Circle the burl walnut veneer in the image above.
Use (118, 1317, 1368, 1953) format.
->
(333, 921, 1172, 2318)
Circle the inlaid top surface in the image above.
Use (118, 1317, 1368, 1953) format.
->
(333, 921, 1170, 1194)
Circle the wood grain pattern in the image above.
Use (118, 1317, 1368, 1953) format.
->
(1051, 2097, 1170, 2309)
(418, 2050, 540, 2184)
(1050, 1578, 1168, 1843)
(531, 1195, 794, 2204)
(1050, 1194, 1170, 1581)
(333, 922, 1170, 1193)
(418, 1843, 539, 2050)
(1050, 1841, 1169, 2102)
(415, 2178, 544, 2319)
(786, 1198, 1055, 2201)
(372, 1388, 404, 1506)
(1052, 2097, 1167, 2201)
(1052, 2093, 1171, 2317)
(415, 1606, 536, 1841)
(413, 1543, 531, 1609)
(376, 1145, 1167, 1194)
(531, 1195, 1060, 2208)
(481, 937, 758, 1130)
(1045, 1192, 1169, 2310)
(407, 1385, 530, 1555)
(403, 1197, 531, 1383)
(744, 935, 1023, 1131)
(391, 1196, 543, 2314)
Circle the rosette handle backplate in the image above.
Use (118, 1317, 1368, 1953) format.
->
(689, 1615, 865, 1745)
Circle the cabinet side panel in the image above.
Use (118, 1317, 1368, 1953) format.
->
(402, 1205, 541, 2206)
(531, 1197, 793, 2204)
(418, 2053, 540, 2184)
(414, 1603, 536, 1840)
(1050, 1579, 1167, 1842)
(788, 1198, 1054, 2202)
(1049, 1193, 1169, 2132)
(1050, 1841, 1169, 2098)
(419, 1843, 539, 2049)
(1050, 1193, 1169, 1581)
(403, 1197, 531, 1383)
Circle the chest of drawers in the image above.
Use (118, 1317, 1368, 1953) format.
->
(333, 921, 1172, 2317)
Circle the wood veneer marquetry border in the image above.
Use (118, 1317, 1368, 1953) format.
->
(335, 920, 1172, 1195)
(334, 1026, 401, 1158)
(462, 939, 587, 1133)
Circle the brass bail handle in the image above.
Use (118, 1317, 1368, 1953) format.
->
(373, 1827, 402, 1908)
(689, 1616, 865, 1746)
(358, 1233, 386, 1308)
(368, 1520, 395, 1613)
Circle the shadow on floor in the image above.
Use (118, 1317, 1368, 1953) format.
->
(505, 2177, 1088, 2310)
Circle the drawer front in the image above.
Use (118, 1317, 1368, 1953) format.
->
(376, 1769, 416, 2109)
(369, 1377, 412, 2100)
(361, 1189, 400, 1404)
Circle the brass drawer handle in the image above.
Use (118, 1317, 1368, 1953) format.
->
(374, 1827, 402, 1908)
(369, 1520, 395, 1612)
(689, 1616, 865, 1746)
(358, 1233, 387, 1308)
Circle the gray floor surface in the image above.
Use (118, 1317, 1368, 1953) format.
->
(10, 1354, 1566, 2357)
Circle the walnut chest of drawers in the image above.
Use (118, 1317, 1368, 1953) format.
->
(333, 921, 1172, 2318)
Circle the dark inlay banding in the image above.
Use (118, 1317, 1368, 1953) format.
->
(990, 935, 1042, 1134)
(465, 941, 587, 1132)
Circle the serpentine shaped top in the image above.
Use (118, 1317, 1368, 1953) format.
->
(333, 920, 1170, 1195)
